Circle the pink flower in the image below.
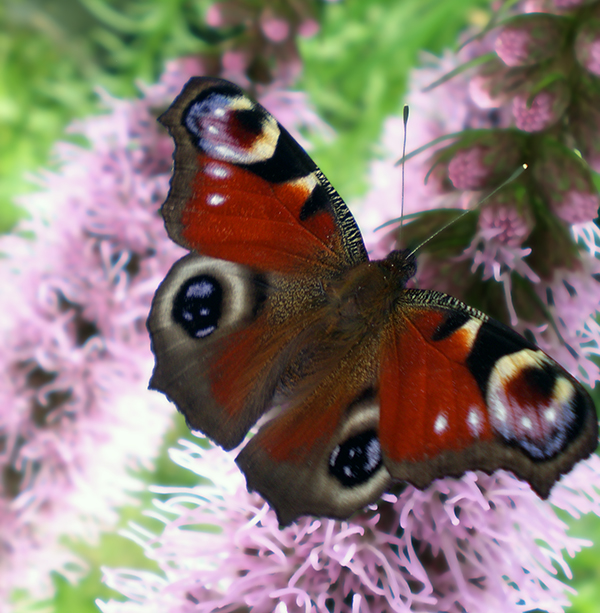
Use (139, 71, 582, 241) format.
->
(551, 190, 600, 225)
(260, 11, 291, 43)
(446, 134, 523, 191)
(530, 250, 600, 383)
(532, 137, 599, 225)
(448, 146, 494, 190)
(205, 0, 319, 85)
(478, 201, 534, 248)
(459, 199, 538, 325)
(97, 439, 600, 613)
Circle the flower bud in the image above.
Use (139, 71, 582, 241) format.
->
(494, 14, 565, 67)
(512, 80, 570, 131)
(533, 138, 599, 224)
(446, 132, 523, 190)
(469, 58, 510, 108)
(478, 184, 534, 247)
(260, 8, 291, 43)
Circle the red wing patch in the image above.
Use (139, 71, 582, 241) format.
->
(176, 153, 340, 273)
(379, 309, 493, 465)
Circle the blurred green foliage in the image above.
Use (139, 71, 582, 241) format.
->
(0, 0, 213, 232)
(3, 1, 599, 612)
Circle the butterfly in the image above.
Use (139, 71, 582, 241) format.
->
(148, 77, 598, 526)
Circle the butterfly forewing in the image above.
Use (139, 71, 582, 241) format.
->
(158, 77, 367, 274)
(379, 290, 598, 498)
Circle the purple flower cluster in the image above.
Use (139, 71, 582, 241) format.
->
(97, 439, 600, 612)
(0, 60, 201, 604)
(97, 5, 600, 608)
(5, 1, 600, 610)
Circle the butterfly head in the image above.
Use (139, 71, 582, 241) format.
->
(380, 249, 417, 286)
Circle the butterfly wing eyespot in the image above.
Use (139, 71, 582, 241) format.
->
(148, 253, 275, 449)
(150, 76, 598, 526)
(237, 384, 392, 526)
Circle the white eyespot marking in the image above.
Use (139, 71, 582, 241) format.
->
(434, 413, 448, 435)
(467, 406, 483, 437)
(213, 107, 226, 118)
(207, 193, 225, 206)
(492, 403, 508, 424)
(364, 438, 382, 472)
(207, 125, 219, 135)
(544, 407, 557, 423)
(520, 416, 533, 430)
(206, 163, 229, 179)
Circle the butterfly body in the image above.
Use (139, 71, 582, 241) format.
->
(148, 77, 597, 526)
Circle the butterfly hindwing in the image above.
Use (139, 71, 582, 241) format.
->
(148, 252, 335, 450)
(237, 375, 393, 526)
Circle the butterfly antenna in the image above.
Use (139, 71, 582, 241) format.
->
(398, 105, 410, 247)
(406, 164, 528, 259)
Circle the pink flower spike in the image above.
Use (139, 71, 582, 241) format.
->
(0, 58, 208, 605)
(0, 58, 325, 609)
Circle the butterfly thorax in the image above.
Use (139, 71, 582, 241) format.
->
(324, 249, 417, 330)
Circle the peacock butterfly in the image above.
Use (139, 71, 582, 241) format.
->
(148, 77, 598, 526)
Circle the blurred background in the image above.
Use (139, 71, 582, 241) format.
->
(1, 1, 599, 611)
